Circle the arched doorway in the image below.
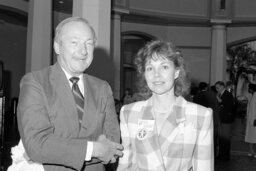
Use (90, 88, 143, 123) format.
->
(0, 6, 27, 110)
(120, 31, 156, 102)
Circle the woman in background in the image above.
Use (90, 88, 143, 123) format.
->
(245, 83, 256, 157)
(117, 40, 214, 171)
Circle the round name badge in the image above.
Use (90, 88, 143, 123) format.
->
(137, 128, 148, 140)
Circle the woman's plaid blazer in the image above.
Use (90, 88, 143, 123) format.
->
(117, 96, 214, 171)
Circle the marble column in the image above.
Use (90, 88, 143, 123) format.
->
(210, 20, 230, 85)
(73, 0, 111, 53)
(26, 0, 52, 72)
(111, 14, 121, 100)
(72, 0, 114, 89)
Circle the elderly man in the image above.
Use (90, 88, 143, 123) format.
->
(15, 17, 123, 171)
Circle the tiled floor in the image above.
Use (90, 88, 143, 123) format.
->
(1, 113, 256, 171)
(215, 118, 256, 171)
(216, 155, 256, 171)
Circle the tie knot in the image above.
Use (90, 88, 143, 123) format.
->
(70, 77, 79, 84)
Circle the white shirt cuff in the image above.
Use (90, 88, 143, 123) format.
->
(85, 141, 93, 161)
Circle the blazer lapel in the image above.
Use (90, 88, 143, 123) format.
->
(159, 96, 187, 169)
(138, 98, 166, 170)
(178, 97, 198, 171)
(50, 63, 80, 133)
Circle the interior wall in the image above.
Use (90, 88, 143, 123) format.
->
(121, 22, 256, 87)
(167, 26, 212, 85)
(122, 22, 212, 85)
(227, 26, 256, 44)
(129, 0, 209, 19)
(0, 0, 28, 12)
(122, 22, 168, 40)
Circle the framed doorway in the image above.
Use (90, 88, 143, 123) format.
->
(120, 32, 155, 100)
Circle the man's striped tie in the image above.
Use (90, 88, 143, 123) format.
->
(70, 77, 84, 125)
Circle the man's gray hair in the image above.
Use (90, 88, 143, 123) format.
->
(54, 16, 97, 44)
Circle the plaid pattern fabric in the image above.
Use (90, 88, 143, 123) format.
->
(117, 96, 214, 171)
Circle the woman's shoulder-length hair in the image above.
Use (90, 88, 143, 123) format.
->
(134, 40, 190, 96)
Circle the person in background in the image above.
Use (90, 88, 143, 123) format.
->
(131, 86, 152, 102)
(215, 81, 234, 161)
(9, 17, 123, 171)
(193, 82, 220, 160)
(122, 88, 133, 105)
(117, 40, 214, 171)
(245, 83, 256, 157)
(226, 81, 235, 97)
(114, 99, 122, 116)
(186, 84, 199, 102)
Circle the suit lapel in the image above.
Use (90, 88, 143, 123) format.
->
(80, 74, 97, 136)
(50, 63, 80, 133)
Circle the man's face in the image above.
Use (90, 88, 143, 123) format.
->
(215, 84, 223, 94)
(54, 21, 95, 76)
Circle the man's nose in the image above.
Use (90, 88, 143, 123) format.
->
(80, 44, 88, 55)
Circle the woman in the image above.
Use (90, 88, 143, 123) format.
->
(245, 83, 256, 157)
(117, 40, 214, 171)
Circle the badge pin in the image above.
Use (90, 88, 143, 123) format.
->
(137, 128, 148, 140)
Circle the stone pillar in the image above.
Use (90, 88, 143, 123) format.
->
(73, 0, 111, 54)
(210, 19, 231, 85)
(72, 0, 114, 88)
(111, 8, 129, 100)
(111, 14, 121, 100)
(76, 0, 110, 51)
(26, 0, 52, 72)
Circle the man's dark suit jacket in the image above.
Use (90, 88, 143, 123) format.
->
(219, 90, 234, 124)
(17, 63, 120, 171)
(193, 90, 220, 130)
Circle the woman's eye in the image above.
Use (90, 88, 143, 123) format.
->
(163, 65, 169, 69)
(146, 67, 152, 72)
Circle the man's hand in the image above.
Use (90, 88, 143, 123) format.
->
(92, 135, 123, 164)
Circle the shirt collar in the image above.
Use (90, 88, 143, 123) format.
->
(61, 66, 83, 83)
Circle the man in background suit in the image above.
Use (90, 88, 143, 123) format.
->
(17, 17, 123, 171)
(215, 81, 234, 161)
(193, 82, 220, 159)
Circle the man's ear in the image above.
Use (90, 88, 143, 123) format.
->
(54, 41, 60, 55)
(175, 69, 180, 79)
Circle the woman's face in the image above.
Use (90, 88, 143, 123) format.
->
(144, 56, 179, 95)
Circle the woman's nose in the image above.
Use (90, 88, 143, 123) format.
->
(154, 68, 160, 77)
